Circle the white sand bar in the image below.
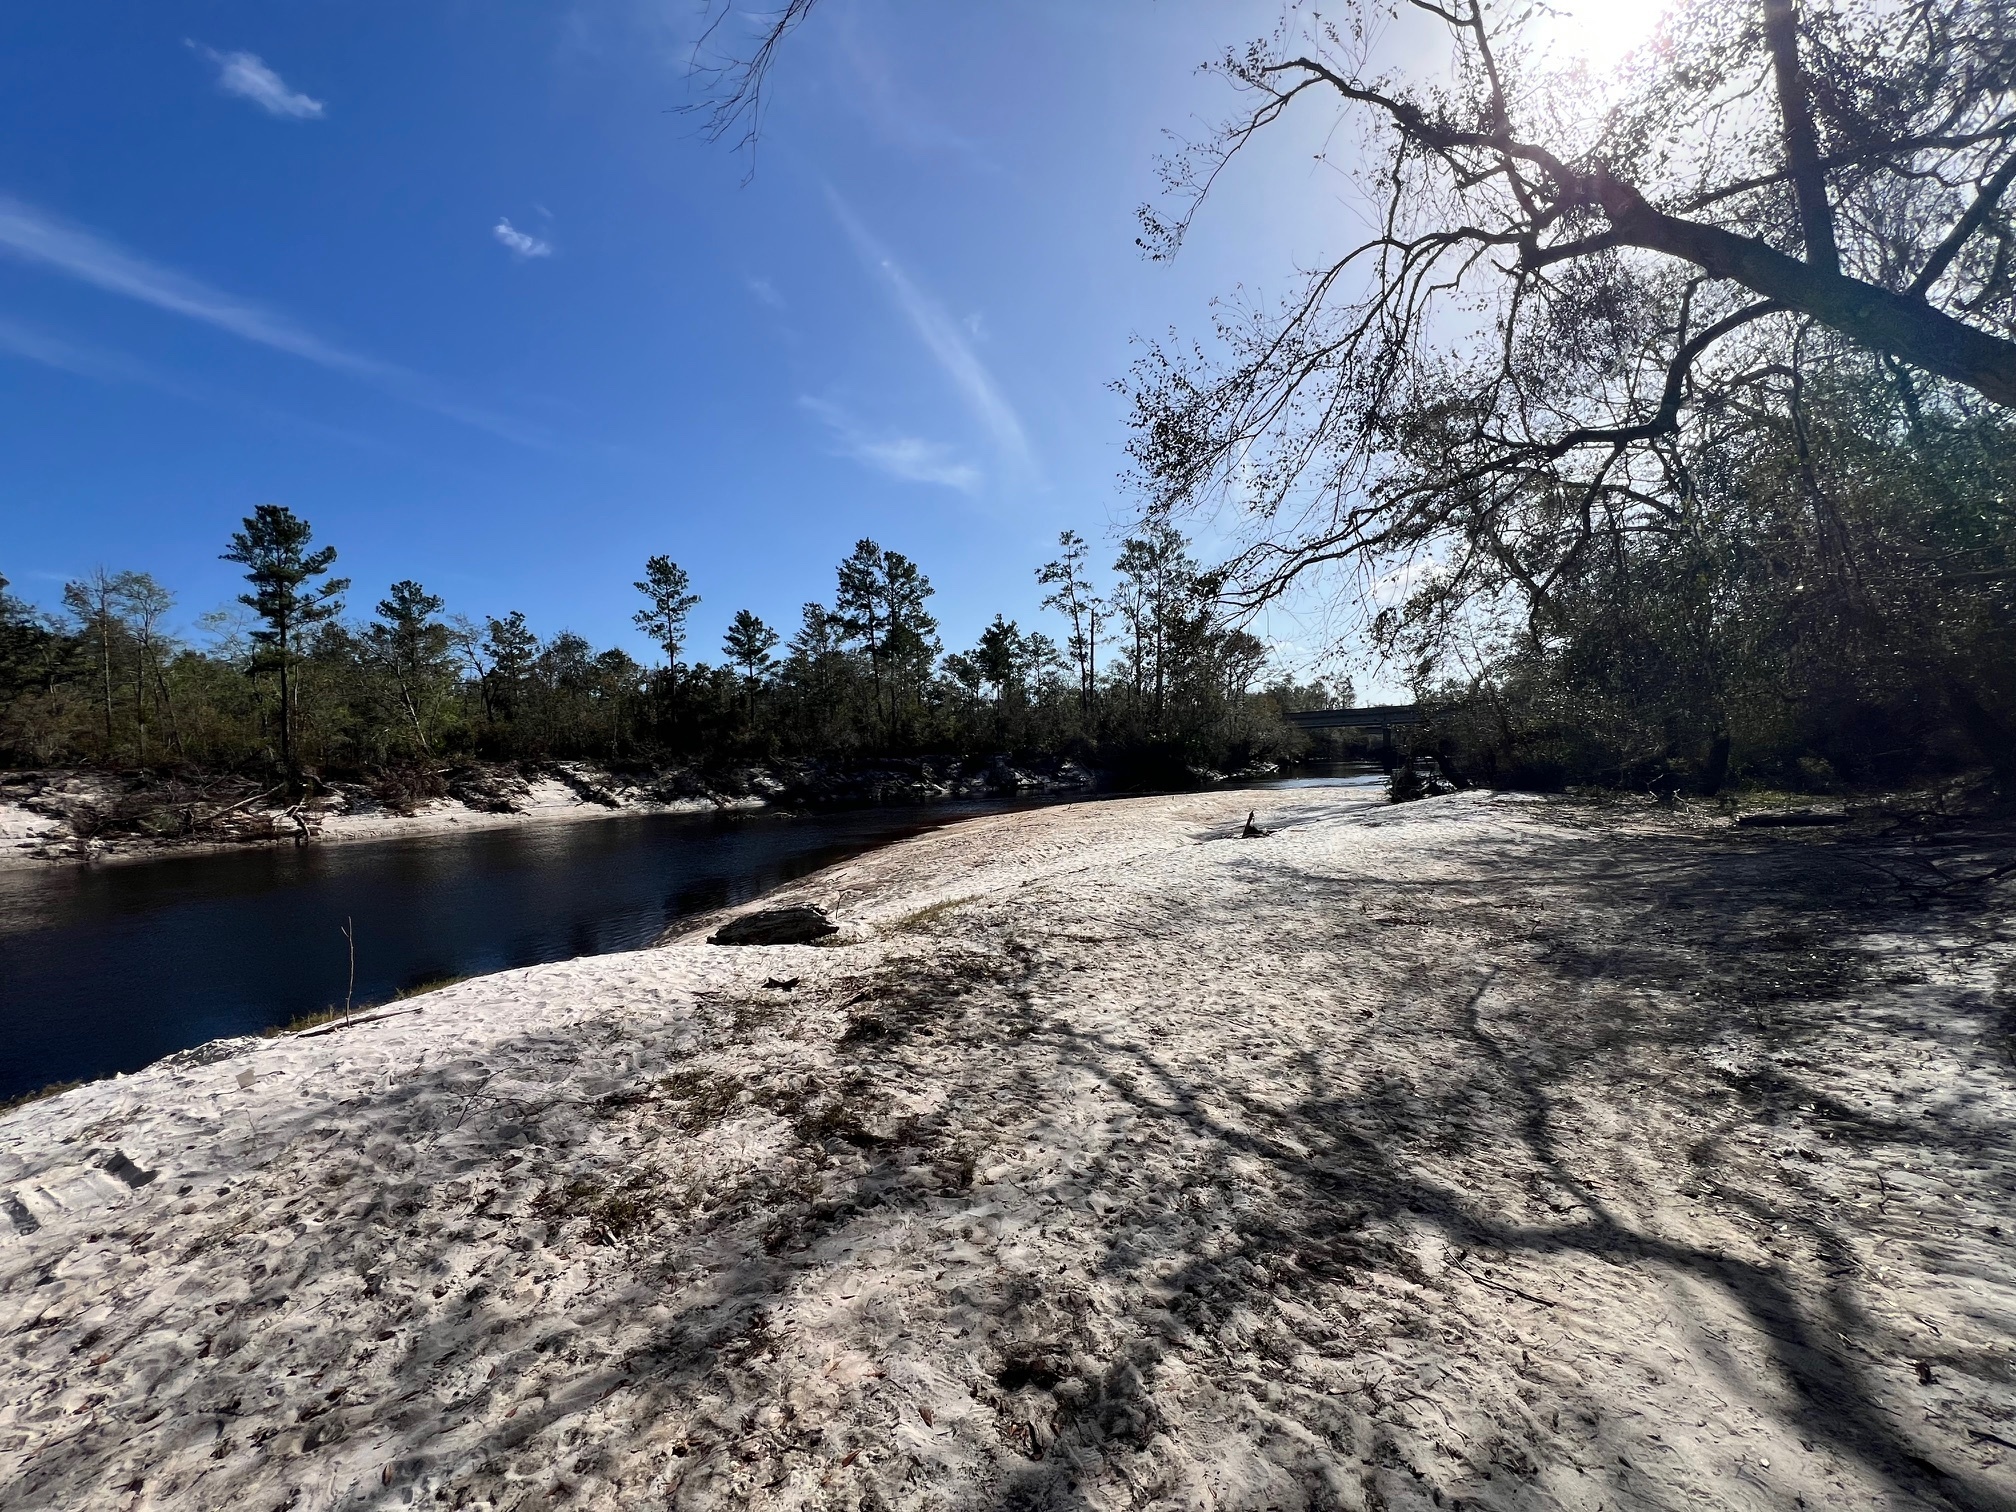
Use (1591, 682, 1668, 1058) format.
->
(3, 789, 2014, 1509)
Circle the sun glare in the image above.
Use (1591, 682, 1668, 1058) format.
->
(1542, 0, 1670, 73)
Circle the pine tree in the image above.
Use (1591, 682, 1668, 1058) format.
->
(220, 505, 348, 773)
(632, 556, 700, 666)
(834, 540, 938, 740)
(1038, 529, 1103, 722)
(119, 574, 177, 763)
(975, 615, 1023, 704)
(479, 611, 539, 725)
(722, 609, 780, 700)
(833, 540, 889, 732)
(366, 580, 451, 755)
(1114, 516, 1200, 725)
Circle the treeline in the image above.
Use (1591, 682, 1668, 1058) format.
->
(0, 508, 1334, 781)
(1119, 0, 2016, 802)
(1407, 363, 2016, 797)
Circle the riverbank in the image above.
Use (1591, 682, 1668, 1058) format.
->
(0, 755, 1099, 867)
(4, 789, 2014, 1509)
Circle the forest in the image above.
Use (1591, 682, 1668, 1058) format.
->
(17, 0, 2016, 807)
(1115, 0, 2016, 799)
(0, 511, 1333, 786)
(627, 0, 2016, 806)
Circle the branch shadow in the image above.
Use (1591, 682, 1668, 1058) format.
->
(14, 817, 2014, 1511)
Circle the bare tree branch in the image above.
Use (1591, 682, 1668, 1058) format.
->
(683, 0, 822, 159)
(1909, 153, 2016, 296)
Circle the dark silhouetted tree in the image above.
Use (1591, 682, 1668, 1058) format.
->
(1038, 530, 1103, 722)
(478, 611, 538, 727)
(633, 556, 700, 666)
(220, 506, 348, 773)
(834, 542, 938, 741)
(722, 609, 780, 701)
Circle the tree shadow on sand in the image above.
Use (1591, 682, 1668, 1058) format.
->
(18, 818, 2012, 1511)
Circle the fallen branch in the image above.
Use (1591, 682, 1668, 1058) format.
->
(295, 1004, 425, 1039)
(1736, 809, 1849, 829)
(196, 784, 285, 830)
(1452, 1258, 1558, 1309)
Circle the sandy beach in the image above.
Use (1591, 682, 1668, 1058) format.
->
(3, 788, 2013, 1509)
(0, 757, 1096, 869)
(0, 770, 747, 869)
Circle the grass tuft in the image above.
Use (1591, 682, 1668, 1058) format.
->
(887, 895, 980, 934)
(263, 1006, 353, 1037)
(261, 974, 473, 1037)
(395, 974, 470, 1000)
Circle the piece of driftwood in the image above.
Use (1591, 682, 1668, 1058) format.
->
(1736, 809, 1850, 828)
(708, 905, 840, 946)
(196, 784, 284, 830)
(1241, 810, 1272, 838)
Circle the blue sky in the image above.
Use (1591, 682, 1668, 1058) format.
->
(0, 2, 1652, 682)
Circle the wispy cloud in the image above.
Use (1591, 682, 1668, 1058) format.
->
(745, 275, 785, 311)
(0, 192, 542, 444)
(824, 189, 1033, 477)
(0, 193, 381, 375)
(0, 316, 406, 454)
(0, 316, 170, 388)
(1370, 556, 1443, 608)
(493, 218, 553, 259)
(188, 43, 325, 120)
(801, 396, 981, 493)
(832, 13, 994, 168)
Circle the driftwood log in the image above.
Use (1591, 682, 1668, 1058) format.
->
(708, 905, 840, 946)
(1736, 809, 1850, 829)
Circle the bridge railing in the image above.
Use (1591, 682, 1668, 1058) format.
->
(1281, 704, 1420, 731)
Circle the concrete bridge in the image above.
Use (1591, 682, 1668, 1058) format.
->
(1282, 704, 1421, 770)
(1281, 703, 1421, 733)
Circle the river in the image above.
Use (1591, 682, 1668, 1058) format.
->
(0, 765, 1382, 1103)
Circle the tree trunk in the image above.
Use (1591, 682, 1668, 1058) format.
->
(1433, 739, 1471, 789)
(869, 630, 888, 743)
(134, 637, 148, 764)
(1701, 730, 1733, 796)
(100, 618, 114, 755)
(1947, 678, 2016, 791)
(155, 663, 184, 759)
(1761, 0, 1837, 273)
(401, 683, 431, 756)
(276, 615, 293, 774)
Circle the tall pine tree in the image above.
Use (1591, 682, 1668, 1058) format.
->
(221, 506, 348, 773)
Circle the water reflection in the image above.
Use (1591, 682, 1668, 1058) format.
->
(0, 800, 1044, 1101)
(0, 770, 1381, 1102)
(1244, 759, 1387, 790)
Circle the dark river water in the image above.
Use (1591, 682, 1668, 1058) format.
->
(0, 765, 1383, 1103)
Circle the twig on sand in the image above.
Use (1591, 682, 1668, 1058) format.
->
(340, 917, 356, 1024)
(297, 1004, 424, 1040)
(1452, 1257, 1558, 1309)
